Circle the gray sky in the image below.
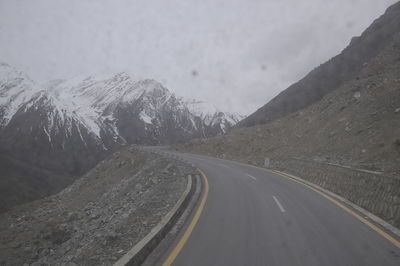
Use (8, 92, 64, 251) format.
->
(0, 0, 397, 115)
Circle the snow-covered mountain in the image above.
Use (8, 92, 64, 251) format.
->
(0, 63, 41, 125)
(0, 63, 242, 176)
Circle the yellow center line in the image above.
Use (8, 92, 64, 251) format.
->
(254, 166, 400, 249)
(163, 168, 209, 266)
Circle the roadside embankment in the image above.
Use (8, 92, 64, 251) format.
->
(176, 137, 400, 229)
(270, 159, 400, 228)
(175, 137, 400, 229)
(0, 147, 196, 266)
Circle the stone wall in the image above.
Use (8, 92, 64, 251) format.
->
(270, 159, 400, 228)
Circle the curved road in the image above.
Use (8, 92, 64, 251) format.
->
(147, 149, 400, 266)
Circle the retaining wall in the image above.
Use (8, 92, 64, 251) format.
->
(271, 159, 400, 228)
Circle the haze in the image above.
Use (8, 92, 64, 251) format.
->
(0, 0, 397, 114)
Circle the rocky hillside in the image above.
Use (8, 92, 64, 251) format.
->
(174, 17, 400, 227)
(175, 2, 400, 177)
(238, 1, 400, 128)
(176, 28, 400, 175)
(0, 147, 195, 266)
(0, 63, 241, 211)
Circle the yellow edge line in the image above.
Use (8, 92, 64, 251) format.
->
(253, 165, 400, 249)
(163, 168, 209, 266)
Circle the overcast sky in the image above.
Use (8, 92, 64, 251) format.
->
(0, 0, 397, 115)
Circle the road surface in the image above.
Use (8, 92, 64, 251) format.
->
(146, 149, 400, 266)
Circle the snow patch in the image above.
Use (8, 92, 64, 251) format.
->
(43, 127, 52, 143)
(140, 110, 153, 124)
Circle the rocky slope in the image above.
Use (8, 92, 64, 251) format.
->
(238, 1, 400, 128)
(0, 64, 241, 211)
(173, 5, 400, 227)
(176, 29, 400, 175)
(0, 147, 196, 266)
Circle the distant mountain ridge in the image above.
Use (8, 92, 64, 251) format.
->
(0, 63, 242, 211)
(0, 64, 241, 145)
(238, 1, 400, 128)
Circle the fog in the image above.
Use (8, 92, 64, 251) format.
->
(0, 0, 397, 114)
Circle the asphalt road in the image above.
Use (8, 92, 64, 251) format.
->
(147, 148, 400, 266)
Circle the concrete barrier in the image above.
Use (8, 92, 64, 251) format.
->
(113, 174, 198, 266)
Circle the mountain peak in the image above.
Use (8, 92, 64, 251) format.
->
(109, 71, 133, 83)
(185, 99, 219, 117)
(114, 71, 131, 78)
(0, 62, 33, 83)
(1, 64, 243, 142)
